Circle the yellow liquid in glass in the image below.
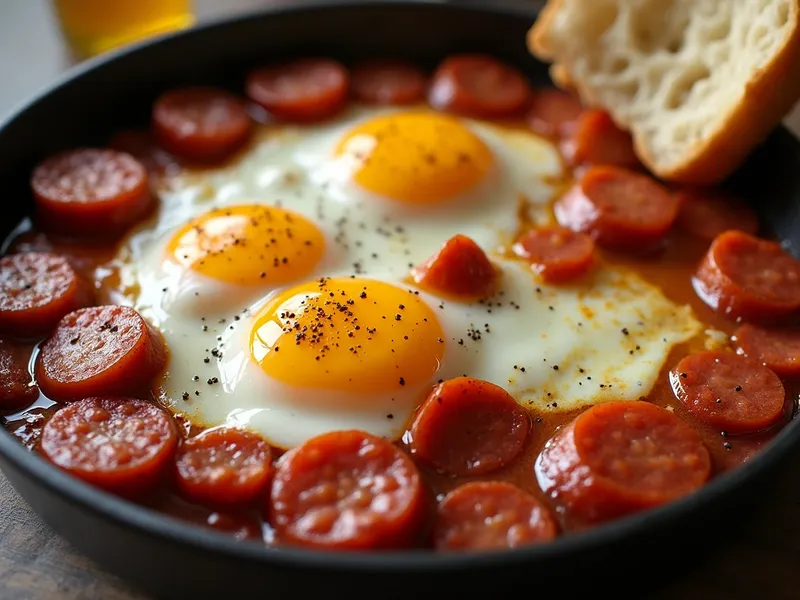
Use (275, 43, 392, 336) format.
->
(53, 0, 194, 58)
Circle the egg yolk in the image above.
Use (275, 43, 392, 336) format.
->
(250, 277, 445, 392)
(166, 205, 325, 286)
(335, 111, 494, 204)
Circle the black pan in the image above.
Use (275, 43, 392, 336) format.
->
(2, 2, 800, 599)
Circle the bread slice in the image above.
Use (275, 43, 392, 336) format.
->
(528, 0, 800, 184)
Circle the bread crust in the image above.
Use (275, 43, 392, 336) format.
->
(528, 1, 800, 185)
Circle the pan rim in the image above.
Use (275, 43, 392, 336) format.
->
(1, 0, 799, 573)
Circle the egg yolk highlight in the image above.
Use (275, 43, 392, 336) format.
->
(167, 205, 325, 286)
(335, 111, 494, 204)
(250, 277, 445, 392)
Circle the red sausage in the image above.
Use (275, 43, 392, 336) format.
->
(428, 54, 530, 118)
(434, 481, 557, 551)
(351, 60, 426, 105)
(41, 396, 177, 496)
(693, 230, 800, 322)
(269, 430, 427, 550)
(734, 324, 800, 378)
(670, 351, 787, 434)
(245, 58, 349, 122)
(560, 110, 639, 169)
(513, 226, 596, 283)
(411, 235, 498, 301)
(0, 252, 90, 339)
(0, 338, 38, 411)
(175, 427, 273, 508)
(152, 87, 252, 162)
(31, 148, 153, 237)
(535, 401, 711, 526)
(527, 88, 584, 137)
(407, 377, 529, 477)
(554, 165, 680, 251)
(675, 188, 759, 241)
(35, 305, 167, 402)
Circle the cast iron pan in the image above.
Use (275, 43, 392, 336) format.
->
(2, 2, 800, 599)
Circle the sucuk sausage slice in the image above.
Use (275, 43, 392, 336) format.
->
(175, 427, 273, 508)
(428, 54, 530, 118)
(434, 481, 557, 551)
(554, 165, 680, 252)
(407, 377, 529, 477)
(561, 109, 639, 169)
(31, 148, 153, 238)
(152, 86, 252, 162)
(535, 401, 711, 527)
(411, 235, 498, 301)
(670, 351, 787, 434)
(734, 324, 800, 378)
(675, 188, 759, 242)
(40, 396, 177, 496)
(245, 58, 349, 122)
(351, 60, 426, 105)
(0, 252, 90, 338)
(693, 230, 800, 322)
(527, 88, 584, 138)
(513, 226, 596, 284)
(268, 430, 427, 550)
(0, 338, 38, 411)
(35, 305, 167, 402)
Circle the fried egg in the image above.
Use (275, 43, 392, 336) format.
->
(111, 105, 704, 450)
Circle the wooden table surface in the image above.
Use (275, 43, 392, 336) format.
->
(3, 2, 800, 599)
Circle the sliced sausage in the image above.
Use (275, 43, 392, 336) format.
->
(175, 427, 273, 508)
(693, 230, 800, 322)
(527, 88, 584, 138)
(734, 324, 800, 378)
(434, 481, 557, 551)
(152, 87, 252, 162)
(31, 148, 153, 238)
(351, 60, 426, 105)
(0, 338, 38, 411)
(670, 351, 787, 434)
(35, 305, 167, 402)
(675, 188, 759, 241)
(411, 235, 498, 301)
(428, 54, 530, 118)
(41, 396, 177, 496)
(560, 110, 639, 169)
(535, 401, 711, 526)
(513, 226, 596, 283)
(269, 430, 427, 550)
(0, 252, 90, 338)
(554, 165, 680, 252)
(245, 58, 349, 122)
(407, 377, 529, 477)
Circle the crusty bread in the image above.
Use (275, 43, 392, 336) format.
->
(529, 0, 800, 184)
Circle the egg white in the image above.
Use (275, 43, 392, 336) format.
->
(154, 257, 702, 449)
(109, 105, 704, 450)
